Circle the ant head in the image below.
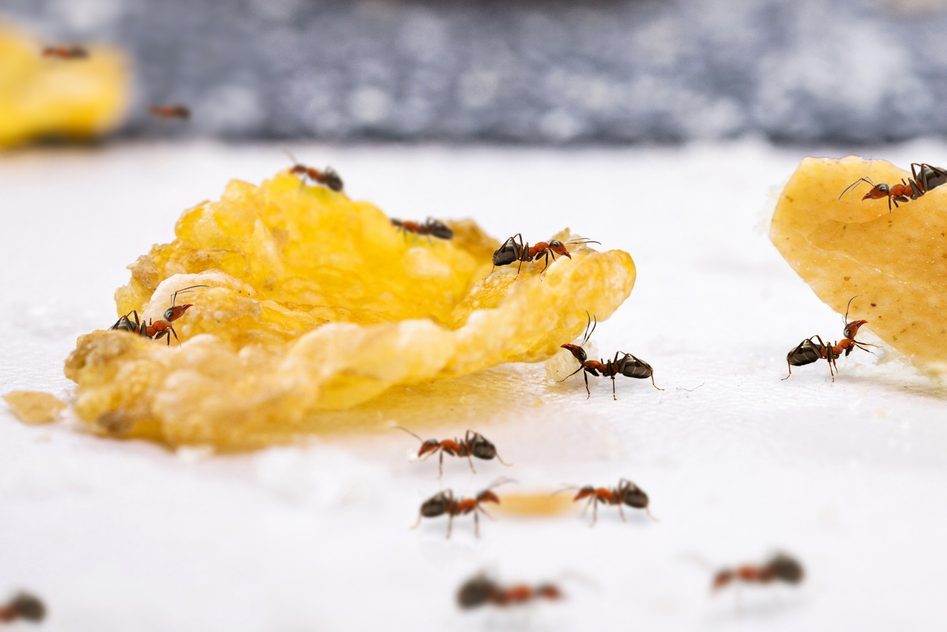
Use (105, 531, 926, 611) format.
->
(862, 183, 890, 200)
(322, 167, 344, 192)
(536, 584, 563, 601)
(572, 485, 596, 500)
(766, 554, 804, 584)
(468, 433, 497, 460)
(476, 490, 501, 505)
(420, 492, 451, 517)
(164, 304, 192, 322)
(457, 576, 496, 609)
(843, 319, 868, 339)
(418, 438, 440, 456)
(560, 343, 588, 363)
(549, 239, 571, 258)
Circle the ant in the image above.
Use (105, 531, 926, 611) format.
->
(560, 313, 662, 399)
(394, 427, 511, 478)
(457, 574, 563, 609)
(412, 479, 513, 538)
(148, 104, 191, 120)
(390, 217, 453, 240)
(110, 284, 208, 346)
(492, 233, 600, 275)
(783, 296, 874, 381)
(285, 151, 344, 192)
(839, 162, 947, 211)
(712, 553, 804, 591)
(41, 45, 88, 59)
(0, 591, 45, 623)
(560, 478, 657, 526)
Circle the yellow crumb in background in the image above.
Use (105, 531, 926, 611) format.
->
(3, 391, 66, 424)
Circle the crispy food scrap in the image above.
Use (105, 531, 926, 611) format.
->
(3, 391, 66, 424)
(493, 492, 575, 517)
(0, 26, 129, 147)
(65, 171, 636, 448)
(771, 156, 947, 374)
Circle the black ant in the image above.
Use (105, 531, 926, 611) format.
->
(560, 313, 662, 399)
(0, 591, 45, 623)
(285, 151, 343, 192)
(712, 553, 804, 591)
(110, 284, 208, 345)
(839, 162, 947, 211)
(148, 104, 191, 120)
(492, 233, 600, 275)
(394, 427, 511, 477)
(783, 296, 874, 381)
(412, 479, 513, 538)
(559, 478, 657, 526)
(391, 218, 453, 240)
(457, 574, 563, 609)
(42, 45, 88, 59)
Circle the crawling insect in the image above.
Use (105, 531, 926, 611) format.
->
(285, 151, 343, 192)
(110, 284, 208, 346)
(148, 104, 191, 120)
(560, 313, 662, 399)
(839, 162, 947, 211)
(457, 574, 563, 609)
(391, 217, 453, 240)
(712, 553, 804, 591)
(41, 45, 88, 59)
(492, 233, 600, 275)
(0, 591, 45, 623)
(783, 296, 874, 381)
(561, 478, 657, 526)
(394, 427, 511, 477)
(412, 479, 513, 538)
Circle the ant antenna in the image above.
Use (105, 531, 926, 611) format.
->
(566, 237, 602, 246)
(838, 177, 875, 200)
(170, 284, 209, 307)
(392, 425, 425, 442)
(485, 477, 517, 491)
(551, 484, 579, 496)
(583, 311, 597, 344)
(843, 295, 858, 324)
(283, 148, 301, 166)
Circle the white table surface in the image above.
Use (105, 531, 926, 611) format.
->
(1, 140, 946, 631)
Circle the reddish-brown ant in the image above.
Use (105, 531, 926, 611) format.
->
(110, 284, 208, 346)
(560, 478, 657, 526)
(560, 314, 662, 399)
(148, 104, 191, 120)
(0, 592, 45, 623)
(839, 162, 947, 211)
(712, 553, 804, 591)
(492, 233, 600, 275)
(395, 427, 511, 477)
(457, 574, 563, 609)
(412, 479, 513, 538)
(391, 217, 453, 240)
(41, 45, 88, 59)
(284, 151, 344, 192)
(783, 296, 874, 381)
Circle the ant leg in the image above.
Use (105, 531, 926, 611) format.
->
(474, 511, 480, 538)
(446, 514, 453, 539)
(584, 371, 591, 399)
(644, 506, 659, 522)
(580, 496, 594, 518)
(438, 451, 445, 479)
(781, 361, 792, 381)
(411, 513, 422, 530)
(650, 374, 664, 391)
(169, 325, 179, 345)
(611, 376, 617, 401)
(618, 502, 626, 522)
(591, 499, 599, 527)
(467, 453, 477, 474)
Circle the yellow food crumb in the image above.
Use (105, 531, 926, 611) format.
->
(494, 492, 575, 517)
(771, 156, 947, 373)
(0, 25, 129, 148)
(65, 171, 636, 448)
(3, 391, 66, 424)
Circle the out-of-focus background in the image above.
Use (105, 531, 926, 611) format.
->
(3, 2, 947, 632)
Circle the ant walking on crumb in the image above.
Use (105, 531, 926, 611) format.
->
(492, 233, 600, 275)
(558, 478, 657, 526)
(839, 162, 947, 211)
(110, 284, 208, 346)
(412, 479, 514, 538)
(560, 313, 662, 399)
(285, 151, 344, 192)
(394, 427, 511, 477)
(783, 296, 874, 381)
(148, 104, 191, 120)
(42, 45, 88, 59)
(391, 217, 453, 240)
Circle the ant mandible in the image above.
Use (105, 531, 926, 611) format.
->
(110, 284, 208, 346)
(712, 553, 804, 591)
(285, 151, 344, 192)
(560, 313, 663, 399)
(148, 104, 191, 120)
(42, 45, 88, 59)
(560, 478, 657, 526)
(0, 591, 45, 623)
(390, 217, 454, 240)
(394, 427, 511, 478)
(412, 478, 514, 538)
(839, 162, 947, 211)
(492, 233, 600, 275)
(783, 296, 874, 381)
(457, 574, 563, 609)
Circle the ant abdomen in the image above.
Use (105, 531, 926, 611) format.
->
(618, 354, 653, 380)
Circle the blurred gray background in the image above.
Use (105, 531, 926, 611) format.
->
(5, 0, 947, 143)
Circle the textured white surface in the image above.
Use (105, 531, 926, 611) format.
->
(1, 141, 946, 631)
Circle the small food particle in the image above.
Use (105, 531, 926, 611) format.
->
(771, 157, 947, 373)
(493, 492, 574, 517)
(3, 391, 66, 425)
